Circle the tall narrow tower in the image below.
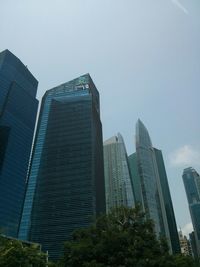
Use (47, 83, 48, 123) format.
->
(183, 167, 200, 256)
(153, 147, 181, 254)
(0, 50, 38, 237)
(18, 74, 105, 260)
(135, 119, 162, 235)
(103, 133, 134, 212)
(131, 119, 180, 253)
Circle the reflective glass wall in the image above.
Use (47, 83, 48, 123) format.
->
(19, 74, 105, 260)
(0, 50, 38, 237)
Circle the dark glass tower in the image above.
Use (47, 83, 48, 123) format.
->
(183, 167, 200, 256)
(189, 231, 199, 259)
(131, 119, 180, 254)
(153, 148, 180, 254)
(0, 49, 38, 237)
(18, 74, 105, 260)
(128, 152, 143, 206)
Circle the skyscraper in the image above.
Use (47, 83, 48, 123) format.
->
(135, 119, 163, 236)
(18, 74, 105, 260)
(182, 167, 200, 256)
(189, 231, 198, 259)
(129, 119, 180, 253)
(103, 133, 134, 212)
(0, 49, 38, 237)
(153, 148, 181, 254)
(128, 152, 143, 207)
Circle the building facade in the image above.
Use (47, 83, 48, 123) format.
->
(189, 231, 199, 259)
(103, 133, 134, 212)
(153, 148, 180, 254)
(130, 119, 180, 253)
(18, 74, 105, 260)
(0, 49, 38, 237)
(182, 167, 200, 256)
(128, 152, 143, 207)
(135, 119, 165, 236)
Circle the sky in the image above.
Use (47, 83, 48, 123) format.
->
(1, 0, 200, 236)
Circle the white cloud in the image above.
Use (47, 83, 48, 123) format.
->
(181, 222, 193, 237)
(169, 145, 200, 167)
(171, 0, 189, 14)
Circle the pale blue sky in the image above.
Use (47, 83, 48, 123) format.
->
(1, 0, 200, 235)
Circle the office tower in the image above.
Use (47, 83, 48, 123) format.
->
(189, 231, 199, 259)
(18, 74, 105, 260)
(153, 148, 181, 254)
(0, 50, 38, 237)
(128, 153, 143, 206)
(103, 133, 134, 212)
(135, 119, 166, 236)
(182, 167, 200, 256)
(130, 119, 180, 253)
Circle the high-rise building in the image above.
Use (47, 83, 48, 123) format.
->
(182, 167, 200, 256)
(153, 148, 180, 254)
(0, 49, 38, 237)
(103, 133, 134, 212)
(129, 119, 180, 253)
(135, 119, 165, 236)
(128, 152, 143, 207)
(189, 231, 199, 259)
(18, 74, 105, 260)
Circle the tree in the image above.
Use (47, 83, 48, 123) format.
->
(0, 235, 47, 267)
(173, 254, 200, 267)
(58, 205, 179, 267)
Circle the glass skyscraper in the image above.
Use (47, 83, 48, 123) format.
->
(189, 231, 198, 259)
(128, 152, 143, 207)
(18, 74, 105, 260)
(183, 167, 200, 256)
(135, 119, 162, 236)
(129, 119, 180, 253)
(153, 148, 180, 254)
(0, 49, 38, 237)
(103, 133, 134, 212)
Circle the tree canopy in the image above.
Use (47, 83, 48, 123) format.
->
(0, 235, 48, 267)
(59, 206, 199, 267)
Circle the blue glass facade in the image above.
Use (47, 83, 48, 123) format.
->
(134, 119, 180, 253)
(128, 152, 143, 206)
(135, 119, 162, 235)
(183, 167, 200, 256)
(18, 74, 105, 260)
(153, 148, 180, 254)
(0, 50, 38, 237)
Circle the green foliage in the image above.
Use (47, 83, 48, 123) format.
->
(173, 254, 200, 267)
(58, 206, 199, 267)
(1, 207, 198, 267)
(0, 235, 47, 267)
